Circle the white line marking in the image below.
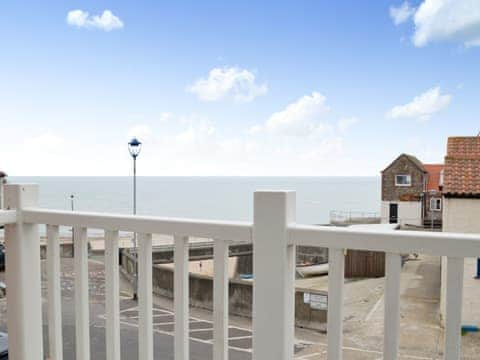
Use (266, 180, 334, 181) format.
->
(364, 294, 383, 322)
(114, 305, 254, 354)
(127, 313, 173, 320)
(118, 319, 252, 354)
(228, 335, 252, 341)
(189, 328, 214, 333)
(295, 342, 435, 360)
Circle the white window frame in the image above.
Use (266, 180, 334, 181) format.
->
(395, 174, 412, 187)
(430, 198, 442, 211)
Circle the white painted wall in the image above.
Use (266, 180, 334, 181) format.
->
(444, 198, 480, 234)
(441, 198, 480, 326)
(380, 201, 389, 224)
(381, 201, 422, 226)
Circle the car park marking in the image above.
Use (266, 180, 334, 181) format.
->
(106, 305, 254, 353)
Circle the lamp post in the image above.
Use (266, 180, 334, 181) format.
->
(128, 137, 142, 300)
(70, 194, 75, 256)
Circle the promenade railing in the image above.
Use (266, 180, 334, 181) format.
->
(1, 184, 479, 360)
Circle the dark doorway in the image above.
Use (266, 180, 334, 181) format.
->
(389, 203, 398, 224)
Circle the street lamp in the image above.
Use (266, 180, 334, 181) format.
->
(70, 194, 75, 256)
(128, 137, 142, 300)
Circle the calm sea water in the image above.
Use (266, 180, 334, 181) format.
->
(9, 177, 380, 225)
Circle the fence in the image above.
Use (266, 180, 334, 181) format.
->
(329, 210, 380, 225)
(1, 184, 480, 359)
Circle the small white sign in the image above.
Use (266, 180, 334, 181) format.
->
(310, 293, 328, 310)
(303, 292, 311, 304)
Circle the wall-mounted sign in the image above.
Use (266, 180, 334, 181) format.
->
(309, 293, 328, 310)
(303, 293, 310, 304)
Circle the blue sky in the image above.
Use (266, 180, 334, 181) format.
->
(1, 0, 479, 176)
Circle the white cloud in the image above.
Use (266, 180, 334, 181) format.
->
(386, 87, 452, 120)
(67, 10, 89, 27)
(176, 120, 216, 144)
(159, 112, 172, 123)
(251, 92, 330, 136)
(67, 10, 124, 31)
(186, 67, 268, 102)
(25, 132, 65, 150)
(413, 0, 480, 47)
(390, 2, 416, 25)
(338, 117, 359, 132)
(0, 99, 361, 176)
(390, 0, 480, 47)
(151, 115, 348, 175)
(128, 125, 151, 140)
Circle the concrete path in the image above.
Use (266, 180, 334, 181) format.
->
(296, 255, 445, 359)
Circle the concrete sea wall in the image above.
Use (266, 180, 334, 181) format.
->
(120, 250, 327, 330)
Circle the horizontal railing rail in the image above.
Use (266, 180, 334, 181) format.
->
(289, 223, 480, 258)
(22, 208, 253, 242)
(0, 209, 16, 225)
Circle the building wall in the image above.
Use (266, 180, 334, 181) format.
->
(441, 198, 480, 326)
(424, 191, 443, 222)
(382, 156, 425, 202)
(443, 198, 480, 233)
(381, 200, 422, 226)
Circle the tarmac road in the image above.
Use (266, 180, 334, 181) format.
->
(0, 258, 252, 360)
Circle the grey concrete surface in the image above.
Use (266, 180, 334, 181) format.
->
(0, 258, 251, 360)
(295, 255, 480, 359)
(2, 254, 480, 359)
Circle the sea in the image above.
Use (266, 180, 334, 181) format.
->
(8, 177, 380, 226)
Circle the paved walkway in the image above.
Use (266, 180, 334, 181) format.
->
(296, 255, 445, 359)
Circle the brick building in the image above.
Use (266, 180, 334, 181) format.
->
(381, 154, 443, 227)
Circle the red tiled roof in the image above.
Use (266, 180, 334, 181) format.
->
(424, 164, 444, 191)
(443, 137, 480, 196)
(447, 136, 480, 158)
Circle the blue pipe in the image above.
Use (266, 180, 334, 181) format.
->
(476, 258, 480, 278)
(461, 325, 479, 333)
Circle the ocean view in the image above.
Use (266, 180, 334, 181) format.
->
(10, 176, 380, 225)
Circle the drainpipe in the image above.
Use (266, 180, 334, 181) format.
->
(0, 173, 7, 209)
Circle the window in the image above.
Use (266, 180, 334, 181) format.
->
(395, 174, 411, 186)
(430, 198, 442, 211)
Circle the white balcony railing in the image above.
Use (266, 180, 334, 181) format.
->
(1, 184, 480, 360)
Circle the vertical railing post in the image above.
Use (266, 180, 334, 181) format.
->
(174, 235, 190, 360)
(445, 257, 464, 360)
(253, 191, 296, 360)
(383, 253, 402, 360)
(327, 248, 345, 360)
(4, 184, 44, 359)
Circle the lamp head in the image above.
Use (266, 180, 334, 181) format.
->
(128, 137, 142, 158)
